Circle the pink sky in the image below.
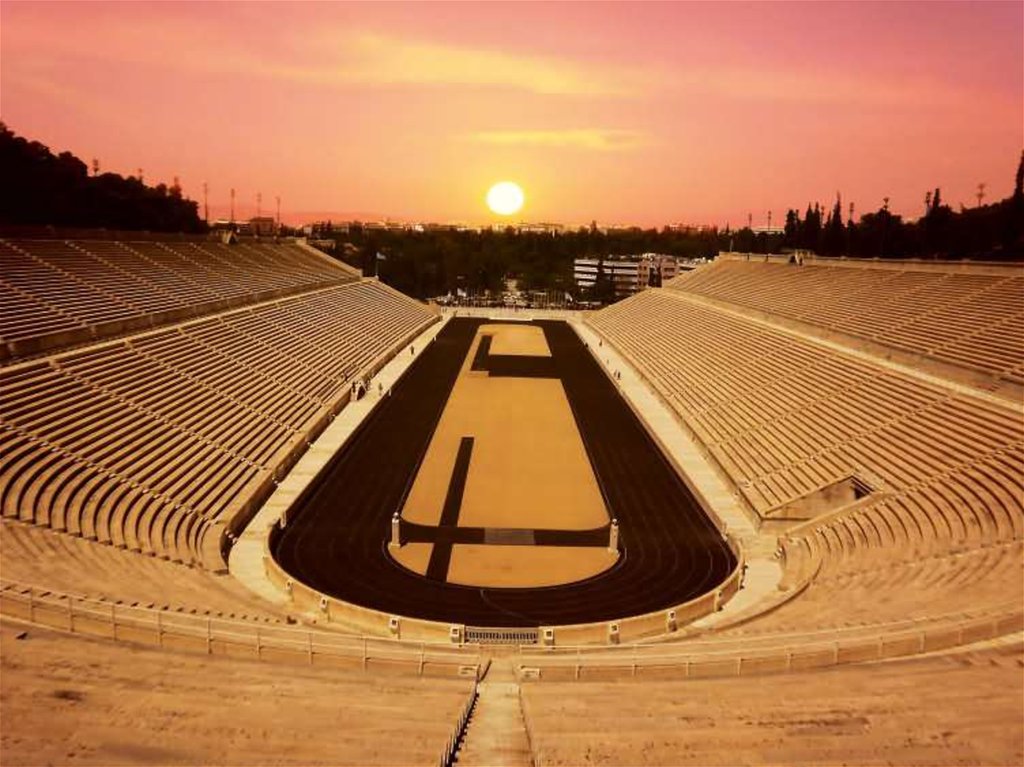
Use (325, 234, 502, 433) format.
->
(2, 1, 1021, 227)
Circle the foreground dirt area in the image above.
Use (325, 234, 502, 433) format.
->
(522, 641, 1024, 766)
(0, 620, 470, 766)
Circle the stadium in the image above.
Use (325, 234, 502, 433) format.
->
(1, 232, 1021, 765)
(1, 3, 1023, 766)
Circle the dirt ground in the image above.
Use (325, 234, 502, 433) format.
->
(398, 323, 612, 588)
(485, 323, 552, 356)
(446, 545, 618, 588)
(0, 619, 471, 766)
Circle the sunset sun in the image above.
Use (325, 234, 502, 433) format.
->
(486, 181, 524, 216)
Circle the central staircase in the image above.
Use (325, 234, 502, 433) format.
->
(455, 655, 534, 766)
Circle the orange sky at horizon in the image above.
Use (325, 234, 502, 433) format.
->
(1, 1, 1020, 228)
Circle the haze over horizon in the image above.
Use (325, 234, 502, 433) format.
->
(2, 1, 1020, 228)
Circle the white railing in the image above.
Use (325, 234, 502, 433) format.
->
(516, 601, 1023, 679)
(0, 580, 482, 678)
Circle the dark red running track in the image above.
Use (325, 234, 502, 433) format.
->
(270, 318, 735, 627)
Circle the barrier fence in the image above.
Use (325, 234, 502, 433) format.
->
(0, 581, 483, 679)
(4, 579, 1017, 686)
(515, 601, 1024, 680)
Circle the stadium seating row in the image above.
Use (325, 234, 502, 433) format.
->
(0, 617, 477, 767)
(0, 518, 285, 621)
(665, 258, 1024, 385)
(590, 290, 1023, 520)
(0, 238, 357, 358)
(519, 643, 1023, 766)
(0, 278, 436, 569)
(587, 282, 1022, 646)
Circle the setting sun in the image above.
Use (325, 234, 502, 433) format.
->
(486, 181, 525, 216)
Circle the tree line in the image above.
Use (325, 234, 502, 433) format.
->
(0, 124, 1019, 295)
(328, 224, 725, 299)
(333, 152, 1021, 299)
(0, 123, 206, 233)
(780, 161, 1023, 260)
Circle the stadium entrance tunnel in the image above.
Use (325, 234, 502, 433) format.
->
(270, 318, 737, 631)
(756, 473, 879, 521)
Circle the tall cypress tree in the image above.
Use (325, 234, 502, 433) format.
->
(1004, 150, 1024, 251)
(823, 194, 845, 255)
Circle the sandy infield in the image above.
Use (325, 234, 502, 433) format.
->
(396, 323, 615, 587)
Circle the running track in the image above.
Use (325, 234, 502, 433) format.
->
(271, 318, 735, 627)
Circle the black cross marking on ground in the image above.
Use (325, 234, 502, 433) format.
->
(470, 334, 558, 378)
(423, 436, 475, 581)
(412, 434, 612, 583)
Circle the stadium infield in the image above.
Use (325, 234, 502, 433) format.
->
(395, 322, 613, 588)
(271, 317, 735, 627)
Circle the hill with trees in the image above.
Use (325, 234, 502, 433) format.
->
(0, 124, 205, 233)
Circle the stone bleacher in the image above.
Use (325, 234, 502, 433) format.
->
(664, 257, 1024, 389)
(587, 283, 1023, 644)
(520, 643, 1024, 766)
(0, 518, 286, 622)
(590, 290, 1023, 523)
(0, 619, 475, 767)
(0, 241, 437, 571)
(0, 238, 359, 359)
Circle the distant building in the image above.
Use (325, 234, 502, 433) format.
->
(250, 216, 276, 237)
(517, 222, 565, 234)
(665, 222, 715, 234)
(574, 253, 695, 299)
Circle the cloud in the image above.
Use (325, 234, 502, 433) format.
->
(669, 66, 993, 111)
(2, 67, 142, 129)
(466, 129, 651, 151)
(6, 7, 1001, 111)
(2, 9, 654, 97)
(296, 31, 653, 97)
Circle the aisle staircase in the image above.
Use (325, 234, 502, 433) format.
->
(454, 655, 534, 766)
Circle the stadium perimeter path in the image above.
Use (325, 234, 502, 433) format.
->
(229, 313, 451, 605)
(570, 318, 784, 630)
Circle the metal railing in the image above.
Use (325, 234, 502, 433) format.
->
(439, 681, 478, 767)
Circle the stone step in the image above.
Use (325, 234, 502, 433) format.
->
(457, 677, 533, 767)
